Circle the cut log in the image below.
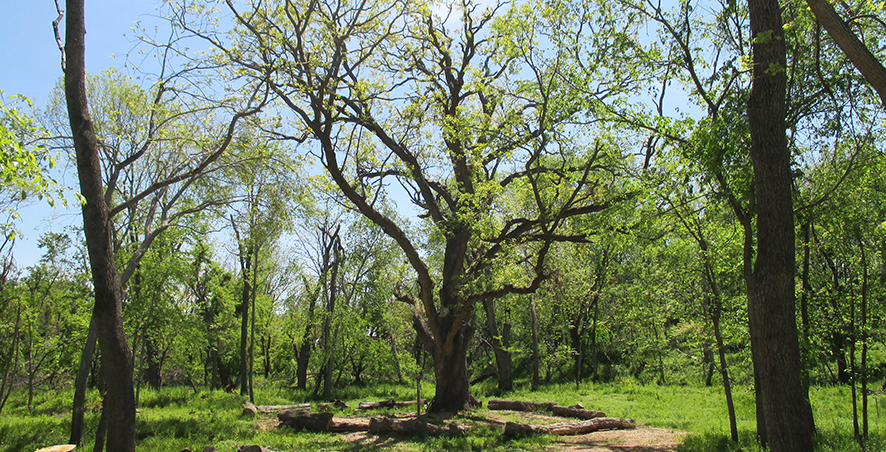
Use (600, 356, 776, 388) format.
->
(329, 419, 371, 433)
(551, 405, 605, 419)
(487, 399, 556, 412)
(317, 399, 349, 411)
(255, 403, 311, 414)
(277, 411, 333, 432)
(502, 417, 636, 437)
(242, 400, 258, 417)
(358, 399, 427, 410)
(368, 417, 467, 437)
(35, 447, 76, 452)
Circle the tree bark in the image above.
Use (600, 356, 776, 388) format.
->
(69, 313, 97, 445)
(482, 298, 513, 391)
(64, 1, 136, 450)
(502, 417, 636, 437)
(487, 400, 557, 411)
(321, 228, 341, 398)
(530, 296, 540, 391)
(277, 411, 333, 431)
(551, 405, 605, 419)
(427, 320, 474, 413)
(368, 417, 467, 436)
(746, 0, 816, 450)
(358, 399, 426, 410)
(804, 0, 886, 107)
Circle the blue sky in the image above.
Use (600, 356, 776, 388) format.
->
(1, 0, 164, 267)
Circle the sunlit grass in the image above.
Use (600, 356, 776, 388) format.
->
(0, 378, 883, 451)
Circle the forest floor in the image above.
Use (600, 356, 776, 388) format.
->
(258, 408, 689, 451)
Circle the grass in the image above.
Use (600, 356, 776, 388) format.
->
(0, 379, 883, 451)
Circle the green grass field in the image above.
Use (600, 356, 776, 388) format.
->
(0, 379, 882, 451)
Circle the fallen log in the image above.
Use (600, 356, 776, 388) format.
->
(317, 399, 349, 411)
(368, 417, 467, 437)
(243, 400, 312, 416)
(487, 399, 556, 412)
(551, 405, 606, 419)
(358, 398, 427, 410)
(277, 411, 333, 432)
(502, 417, 636, 437)
(329, 419, 371, 433)
(256, 403, 311, 413)
(35, 446, 76, 452)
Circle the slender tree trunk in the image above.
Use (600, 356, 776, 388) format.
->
(248, 245, 259, 403)
(859, 237, 868, 438)
(589, 295, 600, 382)
(232, 217, 252, 397)
(850, 286, 859, 440)
(322, 230, 341, 398)
(746, 0, 815, 449)
(482, 297, 513, 391)
(0, 299, 22, 414)
(263, 333, 271, 379)
(70, 314, 97, 445)
(530, 296, 540, 391)
(65, 1, 136, 449)
(145, 335, 162, 390)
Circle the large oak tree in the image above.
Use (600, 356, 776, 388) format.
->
(175, 0, 632, 412)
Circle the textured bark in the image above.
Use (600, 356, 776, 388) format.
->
(551, 405, 606, 419)
(358, 399, 426, 410)
(277, 411, 333, 431)
(805, 0, 886, 107)
(69, 314, 97, 445)
(368, 417, 467, 436)
(64, 1, 136, 450)
(482, 298, 513, 391)
(487, 400, 557, 411)
(502, 417, 636, 437)
(428, 327, 474, 413)
(746, 0, 816, 450)
(530, 297, 540, 391)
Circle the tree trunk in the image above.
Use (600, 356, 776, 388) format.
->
(64, 1, 136, 449)
(482, 298, 513, 391)
(263, 334, 271, 379)
(70, 314, 97, 445)
(248, 244, 259, 403)
(746, 0, 816, 449)
(427, 323, 473, 413)
(804, 0, 886, 107)
(145, 335, 162, 390)
(859, 237, 869, 438)
(321, 225, 341, 398)
(530, 296, 540, 391)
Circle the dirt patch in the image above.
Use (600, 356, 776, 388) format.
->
(547, 425, 688, 451)
(268, 411, 689, 451)
(482, 411, 687, 451)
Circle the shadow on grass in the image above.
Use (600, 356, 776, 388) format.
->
(678, 430, 884, 452)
